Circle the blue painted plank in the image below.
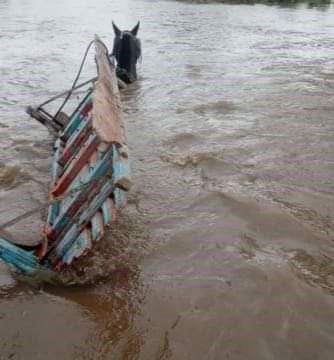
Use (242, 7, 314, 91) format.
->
(55, 223, 79, 259)
(52, 138, 62, 183)
(102, 198, 113, 225)
(59, 115, 92, 168)
(114, 188, 126, 209)
(112, 145, 132, 191)
(48, 138, 62, 226)
(78, 181, 114, 225)
(61, 93, 92, 141)
(0, 238, 39, 273)
(62, 230, 92, 265)
(91, 212, 104, 242)
(55, 183, 113, 263)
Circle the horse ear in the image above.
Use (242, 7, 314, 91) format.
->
(112, 21, 121, 37)
(131, 21, 140, 36)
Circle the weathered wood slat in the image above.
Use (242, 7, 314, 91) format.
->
(62, 229, 92, 265)
(26, 106, 62, 133)
(0, 238, 39, 273)
(93, 35, 126, 145)
(52, 134, 100, 197)
(78, 182, 114, 226)
(112, 145, 132, 191)
(47, 138, 63, 227)
(102, 197, 114, 225)
(54, 224, 79, 262)
(114, 188, 127, 209)
(51, 139, 63, 185)
(52, 182, 114, 262)
(58, 115, 92, 167)
(52, 182, 113, 261)
(91, 212, 104, 241)
(61, 93, 92, 142)
(46, 146, 114, 242)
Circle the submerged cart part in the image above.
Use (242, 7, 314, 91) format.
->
(0, 36, 132, 273)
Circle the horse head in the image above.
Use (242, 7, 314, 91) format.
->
(111, 21, 141, 84)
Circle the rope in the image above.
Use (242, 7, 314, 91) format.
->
(0, 207, 45, 231)
(38, 77, 97, 108)
(36, 40, 124, 111)
(54, 40, 95, 119)
(0, 172, 113, 231)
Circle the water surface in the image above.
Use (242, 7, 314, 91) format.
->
(0, 0, 334, 359)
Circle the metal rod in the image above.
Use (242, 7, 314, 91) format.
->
(38, 76, 97, 108)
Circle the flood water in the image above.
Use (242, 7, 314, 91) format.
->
(1, 0, 334, 359)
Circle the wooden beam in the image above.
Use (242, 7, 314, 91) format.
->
(93, 35, 126, 146)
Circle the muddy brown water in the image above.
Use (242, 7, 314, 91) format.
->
(1, 0, 334, 359)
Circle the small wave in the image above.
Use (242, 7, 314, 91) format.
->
(192, 100, 237, 114)
(0, 162, 33, 190)
(0, 164, 21, 189)
(238, 234, 289, 267)
(177, 100, 236, 115)
(55, 214, 149, 286)
(14, 143, 50, 160)
(162, 132, 198, 147)
(0, 213, 148, 290)
(289, 249, 334, 296)
(185, 64, 203, 79)
(160, 150, 224, 167)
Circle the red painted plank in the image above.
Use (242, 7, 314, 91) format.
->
(51, 135, 99, 197)
(58, 118, 92, 167)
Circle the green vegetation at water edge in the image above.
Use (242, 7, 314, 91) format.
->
(177, 0, 332, 8)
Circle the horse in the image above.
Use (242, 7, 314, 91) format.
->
(111, 21, 141, 84)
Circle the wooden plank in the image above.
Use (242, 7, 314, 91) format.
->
(46, 146, 114, 242)
(61, 93, 92, 142)
(51, 138, 63, 185)
(91, 212, 104, 241)
(59, 162, 90, 215)
(61, 229, 92, 265)
(55, 112, 70, 128)
(0, 238, 39, 273)
(49, 182, 114, 263)
(47, 138, 63, 227)
(93, 36, 126, 145)
(107, 197, 117, 224)
(52, 134, 99, 197)
(114, 188, 127, 209)
(26, 106, 61, 133)
(54, 224, 79, 262)
(78, 181, 114, 226)
(102, 197, 113, 225)
(49, 182, 113, 263)
(112, 145, 132, 191)
(58, 115, 92, 167)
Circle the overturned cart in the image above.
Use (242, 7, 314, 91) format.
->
(0, 36, 131, 273)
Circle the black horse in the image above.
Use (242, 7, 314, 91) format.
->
(111, 21, 141, 84)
